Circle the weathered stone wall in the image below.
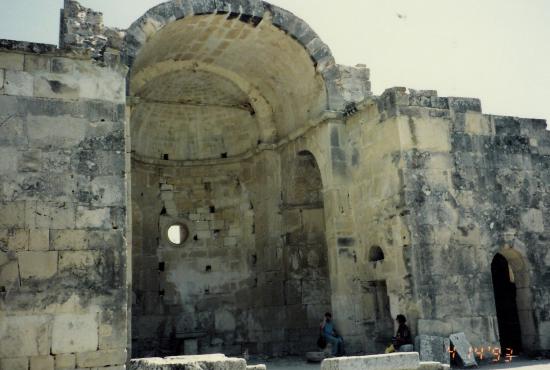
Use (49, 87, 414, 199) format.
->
(59, 0, 125, 60)
(367, 87, 550, 352)
(0, 44, 128, 369)
(280, 150, 331, 353)
(131, 159, 256, 357)
(3, 0, 549, 362)
(341, 101, 416, 353)
(317, 87, 550, 355)
(131, 145, 332, 357)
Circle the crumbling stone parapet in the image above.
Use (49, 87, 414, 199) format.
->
(59, 0, 126, 60)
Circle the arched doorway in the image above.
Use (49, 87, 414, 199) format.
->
(491, 253, 522, 353)
(491, 248, 537, 353)
(281, 150, 331, 354)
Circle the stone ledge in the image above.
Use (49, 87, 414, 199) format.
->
(0, 40, 57, 55)
(321, 352, 420, 370)
(130, 354, 247, 370)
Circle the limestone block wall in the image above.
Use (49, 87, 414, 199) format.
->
(59, 0, 125, 60)
(131, 159, 256, 357)
(0, 44, 128, 369)
(375, 88, 550, 352)
(341, 101, 416, 353)
(131, 145, 333, 357)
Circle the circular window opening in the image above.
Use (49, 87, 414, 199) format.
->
(167, 224, 189, 245)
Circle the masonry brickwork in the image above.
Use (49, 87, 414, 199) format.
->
(1, 0, 549, 368)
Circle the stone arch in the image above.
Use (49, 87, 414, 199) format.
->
(126, 7, 335, 161)
(122, 0, 348, 127)
(123, 0, 335, 81)
(284, 150, 324, 207)
(368, 246, 385, 262)
(279, 149, 331, 354)
(491, 246, 537, 352)
(125, 0, 341, 357)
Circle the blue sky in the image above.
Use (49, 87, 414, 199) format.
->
(1, 0, 549, 124)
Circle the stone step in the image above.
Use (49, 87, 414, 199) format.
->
(321, 352, 420, 370)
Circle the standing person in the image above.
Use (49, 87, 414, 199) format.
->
(392, 314, 412, 350)
(321, 312, 344, 356)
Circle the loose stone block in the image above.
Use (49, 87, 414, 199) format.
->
(52, 313, 99, 354)
(415, 335, 450, 365)
(0, 357, 28, 370)
(30, 355, 54, 370)
(130, 354, 246, 370)
(321, 353, 420, 370)
(449, 332, 477, 367)
(246, 365, 267, 370)
(76, 349, 126, 368)
(306, 351, 326, 362)
(418, 362, 444, 370)
(18, 251, 58, 279)
(102, 366, 125, 370)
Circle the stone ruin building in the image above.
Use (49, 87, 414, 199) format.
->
(1, 0, 550, 369)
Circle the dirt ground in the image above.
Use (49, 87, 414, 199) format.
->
(248, 356, 550, 370)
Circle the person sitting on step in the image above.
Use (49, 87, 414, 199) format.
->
(393, 314, 412, 351)
(320, 312, 344, 356)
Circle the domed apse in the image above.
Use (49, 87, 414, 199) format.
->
(129, 8, 332, 358)
(130, 13, 328, 162)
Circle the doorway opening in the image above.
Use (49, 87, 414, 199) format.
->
(491, 253, 522, 353)
(280, 150, 331, 355)
(361, 280, 393, 352)
(491, 247, 538, 354)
